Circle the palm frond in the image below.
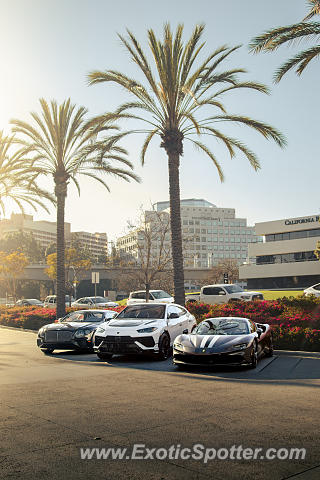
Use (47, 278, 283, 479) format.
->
(188, 138, 224, 181)
(274, 44, 320, 81)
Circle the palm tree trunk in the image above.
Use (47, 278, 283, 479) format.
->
(167, 152, 185, 305)
(55, 187, 66, 319)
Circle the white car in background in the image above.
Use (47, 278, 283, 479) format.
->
(94, 303, 196, 361)
(71, 296, 119, 308)
(304, 283, 320, 297)
(127, 289, 174, 305)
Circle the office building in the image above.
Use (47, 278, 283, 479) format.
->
(239, 214, 320, 289)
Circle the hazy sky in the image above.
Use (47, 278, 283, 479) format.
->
(1, 0, 318, 240)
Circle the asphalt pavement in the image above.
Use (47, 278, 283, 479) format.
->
(0, 326, 320, 480)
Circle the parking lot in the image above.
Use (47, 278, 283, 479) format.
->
(1, 326, 320, 479)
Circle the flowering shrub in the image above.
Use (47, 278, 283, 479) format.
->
(186, 296, 320, 351)
(0, 305, 125, 330)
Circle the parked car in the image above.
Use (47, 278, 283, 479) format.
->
(304, 283, 320, 297)
(37, 309, 118, 354)
(16, 298, 44, 307)
(173, 317, 273, 369)
(94, 303, 197, 361)
(185, 284, 264, 305)
(127, 289, 174, 305)
(71, 296, 118, 308)
(43, 295, 75, 308)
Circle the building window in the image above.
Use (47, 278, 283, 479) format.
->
(256, 250, 317, 265)
(266, 228, 320, 242)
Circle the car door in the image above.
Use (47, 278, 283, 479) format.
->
(166, 305, 182, 343)
(176, 306, 193, 333)
(201, 286, 227, 305)
(250, 321, 264, 357)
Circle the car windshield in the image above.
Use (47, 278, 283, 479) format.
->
(117, 304, 166, 319)
(89, 297, 107, 303)
(224, 285, 243, 294)
(28, 299, 42, 305)
(195, 318, 249, 335)
(151, 291, 171, 299)
(61, 312, 104, 322)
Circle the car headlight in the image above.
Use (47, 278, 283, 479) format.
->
(232, 343, 248, 351)
(137, 327, 158, 333)
(173, 342, 184, 352)
(74, 329, 92, 338)
(96, 326, 106, 334)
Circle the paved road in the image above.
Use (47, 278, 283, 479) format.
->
(0, 326, 320, 480)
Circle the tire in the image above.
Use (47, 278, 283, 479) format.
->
(97, 352, 113, 361)
(41, 348, 54, 354)
(265, 338, 274, 357)
(249, 344, 258, 369)
(158, 333, 171, 360)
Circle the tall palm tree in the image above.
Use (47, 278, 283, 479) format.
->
(11, 98, 139, 318)
(249, 1, 320, 82)
(0, 131, 51, 216)
(88, 23, 286, 305)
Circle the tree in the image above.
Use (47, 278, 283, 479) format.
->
(11, 98, 139, 318)
(205, 258, 240, 285)
(249, 1, 320, 82)
(0, 230, 44, 263)
(88, 23, 286, 305)
(116, 208, 173, 300)
(0, 131, 51, 216)
(0, 251, 29, 301)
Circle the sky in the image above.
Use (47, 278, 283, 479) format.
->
(1, 0, 318, 241)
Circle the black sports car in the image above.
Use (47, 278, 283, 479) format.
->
(37, 309, 117, 354)
(173, 317, 273, 369)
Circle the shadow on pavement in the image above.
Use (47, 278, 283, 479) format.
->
(45, 349, 320, 385)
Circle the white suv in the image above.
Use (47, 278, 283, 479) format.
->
(93, 303, 196, 361)
(304, 283, 320, 297)
(43, 295, 75, 308)
(127, 289, 174, 305)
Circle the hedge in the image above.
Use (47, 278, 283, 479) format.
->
(186, 296, 320, 352)
(1, 297, 320, 352)
(0, 305, 125, 331)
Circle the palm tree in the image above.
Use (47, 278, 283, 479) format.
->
(249, 1, 320, 82)
(11, 98, 139, 318)
(88, 23, 286, 305)
(0, 131, 51, 216)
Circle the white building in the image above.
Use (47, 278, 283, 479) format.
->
(0, 214, 108, 262)
(117, 199, 260, 269)
(239, 214, 320, 289)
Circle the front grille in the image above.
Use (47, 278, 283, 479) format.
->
(101, 343, 140, 354)
(252, 294, 263, 300)
(45, 330, 73, 343)
(96, 335, 141, 353)
(105, 336, 134, 343)
(133, 336, 155, 347)
(95, 335, 105, 346)
(174, 353, 244, 365)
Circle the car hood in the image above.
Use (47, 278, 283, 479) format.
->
(97, 318, 160, 335)
(176, 333, 254, 352)
(40, 321, 101, 331)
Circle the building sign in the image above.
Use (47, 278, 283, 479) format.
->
(285, 216, 319, 226)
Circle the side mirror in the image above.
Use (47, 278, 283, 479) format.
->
(257, 327, 263, 338)
(168, 312, 179, 320)
(218, 291, 226, 296)
(182, 329, 188, 334)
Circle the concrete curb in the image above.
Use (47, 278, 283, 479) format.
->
(0, 325, 37, 334)
(275, 349, 320, 358)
